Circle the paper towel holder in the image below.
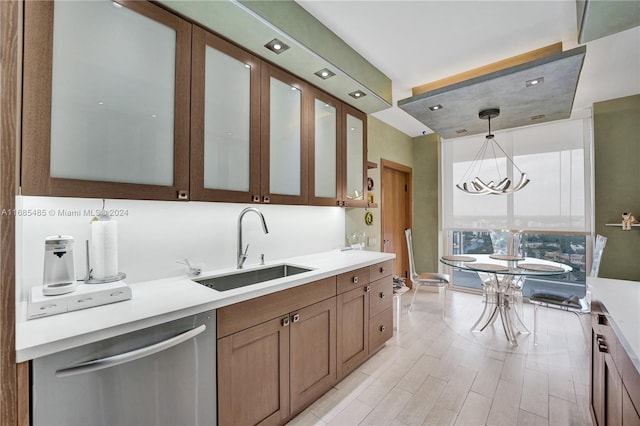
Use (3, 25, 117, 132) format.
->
(83, 240, 126, 284)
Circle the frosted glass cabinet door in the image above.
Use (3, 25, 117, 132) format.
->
(309, 91, 341, 206)
(343, 105, 367, 207)
(190, 27, 261, 203)
(22, 0, 191, 200)
(261, 64, 309, 205)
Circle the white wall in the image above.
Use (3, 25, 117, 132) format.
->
(16, 196, 345, 302)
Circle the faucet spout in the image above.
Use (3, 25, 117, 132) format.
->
(237, 207, 269, 269)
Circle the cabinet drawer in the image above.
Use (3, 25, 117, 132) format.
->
(369, 260, 393, 282)
(337, 267, 370, 294)
(217, 276, 336, 338)
(369, 308, 393, 353)
(369, 276, 393, 318)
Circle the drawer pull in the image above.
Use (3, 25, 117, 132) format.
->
(380, 292, 386, 298)
(292, 313, 300, 323)
(598, 344, 608, 353)
(282, 317, 290, 327)
(380, 267, 386, 273)
(379, 325, 386, 332)
(353, 276, 359, 284)
(365, 285, 371, 292)
(40, 304, 57, 310)
(77, 297, 93, 303)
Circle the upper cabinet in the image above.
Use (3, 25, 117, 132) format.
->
(309, 89, 342, 206)
(261, 64, 309, 205)
(342, 106, 368, 208)
(20, 0, 367, 207)
(22, 0, 192, 200)
(190, 26, 261, 203)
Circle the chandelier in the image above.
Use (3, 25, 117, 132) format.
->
(456, 108, 530, 195)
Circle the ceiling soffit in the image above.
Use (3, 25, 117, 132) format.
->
(397, 45, 587, 139)
(158, 0, 392, 114)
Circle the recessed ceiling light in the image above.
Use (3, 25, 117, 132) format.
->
(314, 68, 335, 80)
(264, 39, 290, 54)
(429, 104, 443, 111)
(526, 77, 544, 87)
(348, 90, 366, 99)
(531, 114, 546, 120)
(455, 129, 467, 134)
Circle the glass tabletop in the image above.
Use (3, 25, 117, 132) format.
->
(439, 254, 572, 276)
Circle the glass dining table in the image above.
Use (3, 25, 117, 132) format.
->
(440, 254, 572, 345)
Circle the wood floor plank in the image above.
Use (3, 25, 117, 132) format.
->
(326, 398, 372, 426)
(470, 356, 504, 398)
(396, 375, 447, 425)
(486, 379, 523, 426)
(454, 391, 492, 426)
(519, 368, 549, 419)
(360, 387, 412, 425)
(549, 395, 582, 426)
(517, 409, 549, 426)
(435, 365, 478, 413)
(397, 354, 438, 393)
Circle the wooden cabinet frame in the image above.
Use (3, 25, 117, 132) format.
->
(341, 104, 368, 208)
(21, 0, 192, 200)
(308, 88, 343, 206)
(190, 26, 261, 203)
(260, 63, 310, 205)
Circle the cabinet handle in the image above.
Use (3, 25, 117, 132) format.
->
(252, 195, 260, 203)
(352, 276, 359, 284)
(292, 313, 300, 323)
(598, 344, 608, 353)
(379, 325, 386, 332)
(282, 317, 290, 327)
(380, 267, 386, 273)
(177, 190, 188, 200)
(380, 292, 385, 299)
(597, 314, 607, 325)
(365, 285, 371, 292)
(263, 196, 270, 203)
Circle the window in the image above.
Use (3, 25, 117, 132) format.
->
(442, 117, 593, 297)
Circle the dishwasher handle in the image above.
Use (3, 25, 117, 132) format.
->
(55, 324, 207, 378)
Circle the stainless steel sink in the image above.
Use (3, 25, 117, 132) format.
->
(193, 264, 312, 292)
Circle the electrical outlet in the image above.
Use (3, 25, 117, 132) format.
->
(367, 237, 378, 247)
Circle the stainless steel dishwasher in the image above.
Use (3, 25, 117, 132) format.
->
(32, 310, 216, 426)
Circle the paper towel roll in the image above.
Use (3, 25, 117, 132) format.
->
(91, 220, 118, 280)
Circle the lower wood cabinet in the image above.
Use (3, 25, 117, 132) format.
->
(336, 285, 369, 380)
(289, 297, 336, 414)
(218, 315, 290, 425)
(217, 277, 336, 425)
(591, 303, 640, 426)
(336, 263, 393, 381)
(217, 262, 394, 425)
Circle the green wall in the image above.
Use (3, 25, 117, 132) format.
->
(412, 133, 441, 273)
(345, 116, 440, 276)
(345, 116, 413, 250)
(593, 94, 640, 281)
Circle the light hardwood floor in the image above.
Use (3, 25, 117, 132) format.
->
(288, 288, 594, 426)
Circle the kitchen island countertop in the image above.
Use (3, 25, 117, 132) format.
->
(588, 276, 640, 374)
(17, 249, 395, 362)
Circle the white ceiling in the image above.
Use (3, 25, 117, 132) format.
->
(296, 0, 640, 137)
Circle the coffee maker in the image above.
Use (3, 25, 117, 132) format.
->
(43, 235, 77, 296)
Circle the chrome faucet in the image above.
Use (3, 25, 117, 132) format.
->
(237, 207, 269, 269)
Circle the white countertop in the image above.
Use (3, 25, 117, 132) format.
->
(16, 249, 395, 362)
(588, 276, 640, 373)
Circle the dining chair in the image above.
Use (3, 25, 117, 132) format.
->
(405, 229, 450, 318)
(529, 234, 607, 345)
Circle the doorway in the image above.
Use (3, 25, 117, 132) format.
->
(381, 159, 412, 281)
